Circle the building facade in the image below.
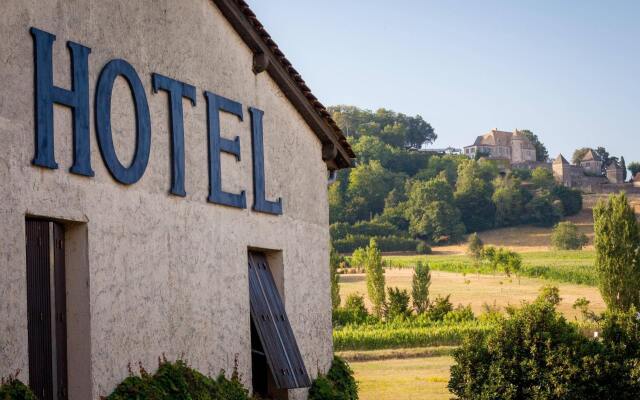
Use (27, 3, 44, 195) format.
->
(0, 1, 353, 399)
(579, 149, 603, 175)
(463, 129, 536, 164)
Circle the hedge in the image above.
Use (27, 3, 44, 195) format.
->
(333, 234, 419, 253)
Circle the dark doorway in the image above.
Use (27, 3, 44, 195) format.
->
(25, 219, 68, 400)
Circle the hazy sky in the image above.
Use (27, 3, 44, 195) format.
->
(246, 0, 639, 163)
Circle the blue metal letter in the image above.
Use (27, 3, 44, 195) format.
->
(204, 91, 246, 209)
(151, 73, 196, 197)
(30, 27, 93, 175)
(249, 107, 282, 215)
(95, 59, 151, 185)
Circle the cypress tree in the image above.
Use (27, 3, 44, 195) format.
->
(364, 239, 386, 318)
(329, 244, 341, 310)
(594, 193, 640, 311)
(412, 261, 431, 314)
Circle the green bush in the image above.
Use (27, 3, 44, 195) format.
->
(333, 293, 371, 326)
(386, 287, 410, 319)
(426, 294, 453, 321)
(551, 222, 588, 250)
(309, 356, 358, 400)
(0, 375, 36, 400)
(443, 304, 475, 324)
(448, 287, 640, 400)
(333, 235, 419, 253)
(330, 221, 400, 241)
(105, 357, 251, 400)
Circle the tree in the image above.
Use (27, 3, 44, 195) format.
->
(363, 239, 386, 317)
(492, 177, 527, 227)
(594, 193, 640, 311)
(551, 185, 583, 216)
(454, 160, 496, 232)
(595, 146, 610, 169)
(386, 287, 410, 319)
(526, 193, 562, 227)
(519, 130, 549, 162)
(328, 105, 436, 148)
(620, 156, 627, 181)
(466, 233, 484, 261)
(531, 167, 555, 189)
(346, 160, 404, 221)
(412, 261, 431, 314)
(551, 222, 588, 250)
(628, 162, 640, 178)
(330, 244, 341, 310)
(405, 178, 465, 242)
(572, 147, 591, 164)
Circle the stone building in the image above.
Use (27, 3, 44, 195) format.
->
(463, 129, 536, 164)
(578, 149, 603, 174)
(606, 161, 625, 184)
(0, 1, 354, 399)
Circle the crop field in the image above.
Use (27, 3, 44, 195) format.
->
(339, 268, 605, 322)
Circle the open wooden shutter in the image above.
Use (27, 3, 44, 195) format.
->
(248, 252, 311, 389)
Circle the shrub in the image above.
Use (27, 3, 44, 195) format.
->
(333, 293, 370, 326)
(594, 193, 640, 311)
(105, 357, 250, 400)
(330, 221, 400, 241)
(448, 288, 593, 400)
(551, 222, 588, 250)
(309, 356, 358, 400)
(386, 287, 410, 319)
(333, 235, 419, 253)
(443, 304, 475, 323)
(412, 261, 431, 314)
(426, 294, 453, 321)
(0, 374, 36, 400)
(466, 233, 484, 261)
(416, 242, 432, 254)
(449, 287, 640, 399)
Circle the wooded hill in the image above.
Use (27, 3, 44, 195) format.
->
(329, 106, 582, 253)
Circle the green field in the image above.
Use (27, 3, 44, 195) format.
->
(379, 250, 598, 285)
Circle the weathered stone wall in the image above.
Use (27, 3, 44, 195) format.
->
(0, 1, 332, 398)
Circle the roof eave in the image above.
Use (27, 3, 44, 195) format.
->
(212, 0, 353, 170)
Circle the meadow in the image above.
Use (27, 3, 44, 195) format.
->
(381, 249, 598, 285)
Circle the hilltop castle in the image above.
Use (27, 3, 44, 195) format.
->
(463, 129, 537, 164)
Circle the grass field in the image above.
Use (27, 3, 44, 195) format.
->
(379, 250, 598, 285)
(349, 355, 453, 400)
(339, 268, 605, 321)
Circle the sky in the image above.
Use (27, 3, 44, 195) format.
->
(246, 0, 640, 163)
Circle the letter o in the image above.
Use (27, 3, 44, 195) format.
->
(95, 59, 151, 185)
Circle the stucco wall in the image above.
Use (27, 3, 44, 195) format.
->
(0, 1, 333, 398)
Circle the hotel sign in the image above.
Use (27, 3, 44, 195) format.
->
(30, 27, 282, 215)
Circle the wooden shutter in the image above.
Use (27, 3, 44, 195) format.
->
(25, 219, 68, 400)
(248, 252, 311, 389)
